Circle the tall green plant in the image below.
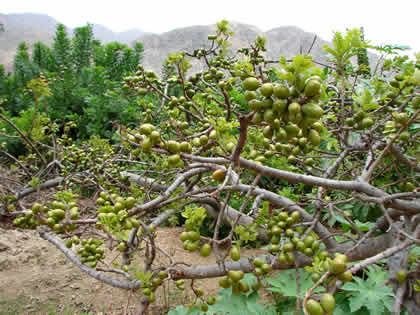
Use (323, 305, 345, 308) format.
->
(52, 24, 72, 72)
(72, 24, 94, 73)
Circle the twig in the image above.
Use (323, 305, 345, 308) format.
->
(0, 112, 47, 166)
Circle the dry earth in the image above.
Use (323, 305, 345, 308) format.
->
(0, 225, 265, 315)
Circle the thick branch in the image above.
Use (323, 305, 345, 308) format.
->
(182, 155, 420, 214)
(169, 252, 312, 280)
(121, 171, 167, 192)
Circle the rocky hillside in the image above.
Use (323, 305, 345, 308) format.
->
(138, 22, 330, 74)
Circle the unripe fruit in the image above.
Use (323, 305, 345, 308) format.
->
(261, 263, 271, 273)
(186, 240, 199, 252)
(338, 270, 353, 282)
(192, 137, 201, 147)
(305, 299, 324, 315)
(288, 102, 301, 115)
(291, 211, 301, 222)
(228, 270, 244, 282)
(212, 169, 226, 181)
(312, 273, 321, 282)
(195, 288, 204, 297)
(200, 135, 209, 145)
(264, 109, 276, 122)
(260, 83, 274, 97)
(283, 243, 294, 252)
(32, 203, 42, 213)
(243, 77, 260, 91)
(273, 99, 287, 113)
(304, 80, 321, 97)
(139, 123, 154, 135)
(345, 117, 355, 126)
(180, 231, 189, 242)
(167, 140, 180, 153)
(330, 255, 347, 274)
(399, 131, 410, 142)
(226, 142, 235, 152)
(335, 254, 347, 263)
(209, 129, 217, 139)
(200, 243, 212, 257)
(320, 293, 336, 313)
(152, 278, 162, 287)
(201, 304, 208, 312)
(117, 242, 126, 251)
(253, 257, 265, 268)
(188, 231, 200, 241)
(148, 292, 155, 303)
(414, 69, 420, 85)
(302, 103, 323, 119)
(158, 271, 167, 279)
(396, 270, 407, 283)
(304, 248, 314, 257)
(207, 296, 217, 305)
(286, 252, 295, 264)
(150, 131, 160, 143)
(168, 154, 181, 166)
(249, 99, 262, 111)
(308, 129, 321, 146)
(179, 141, 192, 153)
(361, 117, 374, 129)
(244, 90, 257, 102)
(239, 281, 249, 293)
(278, 253, 287, 264)
(231, 246, 241, 261)
(273, 83, 290, 99)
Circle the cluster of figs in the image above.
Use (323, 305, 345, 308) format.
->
(13, 198, 80, 231)
(242, 74, 324, 164)
(95, 191, 139, 230)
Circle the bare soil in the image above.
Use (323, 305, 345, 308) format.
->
(0, 225, 265, 315)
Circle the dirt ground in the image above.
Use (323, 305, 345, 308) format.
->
(0, 225, 265, 315)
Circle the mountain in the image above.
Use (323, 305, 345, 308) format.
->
(137, 22, 331, 74)
(1, 13, 375, 76)
(91, 24, 147, 44)
(0, 13, 146, 71)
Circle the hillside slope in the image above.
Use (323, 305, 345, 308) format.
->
(138, 22, 330, 74)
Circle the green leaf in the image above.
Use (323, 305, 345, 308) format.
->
(168, 305, 200, 315)
(206, 286, 276, 314)
(266, 269, 322, 298)
(353, 88, 378, 110)
(341, 266, 394, 315)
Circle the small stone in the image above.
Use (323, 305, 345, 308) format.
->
(0, 241, 10, 252)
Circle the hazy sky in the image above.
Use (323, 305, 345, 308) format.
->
(2, 0, 420, 53)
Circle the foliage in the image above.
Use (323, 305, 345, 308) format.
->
(0, 21, 419, 315)
(0, 22, 145, 148)
(341, 266, 394, 315)
(169, 274, 276, 315)
(266, 269, 323, 299)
